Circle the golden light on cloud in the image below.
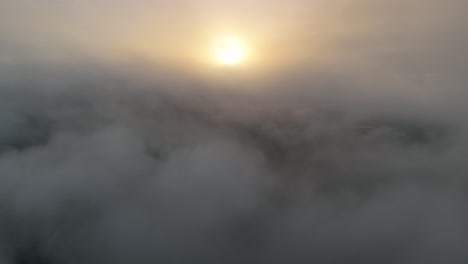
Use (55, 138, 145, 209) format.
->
(212, 36, 250, 66)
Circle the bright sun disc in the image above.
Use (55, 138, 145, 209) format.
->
(213, 37, 249, 66)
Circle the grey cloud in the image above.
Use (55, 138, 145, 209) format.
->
(1, 0, 468, 263)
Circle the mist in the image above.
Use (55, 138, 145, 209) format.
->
(1, 0, 468, 263)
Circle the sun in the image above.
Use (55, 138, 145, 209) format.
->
(213, 36, 249, 66)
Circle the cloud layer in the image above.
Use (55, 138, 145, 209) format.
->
(1, 0, 468, 263)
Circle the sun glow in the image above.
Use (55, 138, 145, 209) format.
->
(213, 36, 249, 66)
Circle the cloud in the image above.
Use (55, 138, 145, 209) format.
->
(0, 0, 468, 263)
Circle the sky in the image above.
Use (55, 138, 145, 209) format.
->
(1, 0, 468, 263)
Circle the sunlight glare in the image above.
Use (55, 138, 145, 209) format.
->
(213, 36, 249, 66)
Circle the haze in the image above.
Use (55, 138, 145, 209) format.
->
(0, 0, 468, 264)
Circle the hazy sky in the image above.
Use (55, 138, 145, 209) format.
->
(1, 1, 468, 264)
(1, 0, 466, 72)
(0, 0, 310, 63)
